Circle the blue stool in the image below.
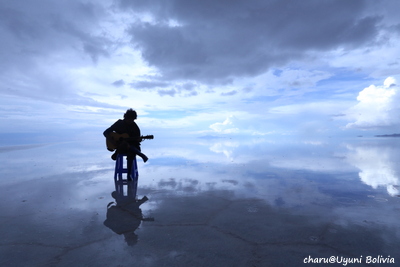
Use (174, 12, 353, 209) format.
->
(114, 154, 139, 197)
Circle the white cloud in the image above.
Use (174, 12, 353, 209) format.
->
(209, 115, 239, 134)
(209, 141, 239, 161)
(346, 143, 400, 197)
(345, 77, 400, 129)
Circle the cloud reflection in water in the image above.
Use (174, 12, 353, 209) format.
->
(1, 137, 400, 265)
(346, 139, 400, 197)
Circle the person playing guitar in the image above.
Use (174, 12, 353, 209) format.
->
(103, 109, 149, 163)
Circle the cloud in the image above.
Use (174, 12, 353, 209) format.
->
(210, 115, 239, 134)
(130, 80, 199, 97)
(0, 0, 120, 108)
(130, 80, 170, 90)
(346, 77, 400, 129)
(0, 1, 112, 72)
(209, 141, 240, 161)
(112, 79, 125, 87)
(346, 143, 400, 197)
(118, 0, 382, 84)
(221, 90, 237, 96)
(157, 88, 177, 97)
(1, 0, 400, 138)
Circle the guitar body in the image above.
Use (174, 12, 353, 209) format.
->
(106, 133, 130, 151)
(106, 132, 154, 151)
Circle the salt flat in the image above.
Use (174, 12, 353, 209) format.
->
(1, 137, 399, 266)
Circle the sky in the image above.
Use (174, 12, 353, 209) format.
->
(1, 0, 400, 144)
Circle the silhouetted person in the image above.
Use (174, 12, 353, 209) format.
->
(104, 185, 152, 246)
(103, 109, 148, 163)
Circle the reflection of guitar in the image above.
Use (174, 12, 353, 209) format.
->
(106, 133, 154, 151)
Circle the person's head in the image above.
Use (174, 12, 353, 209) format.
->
(124, 232, 139, 246)
(124, 109, 137, 122)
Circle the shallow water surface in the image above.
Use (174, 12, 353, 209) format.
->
(0, 136, 399, 266)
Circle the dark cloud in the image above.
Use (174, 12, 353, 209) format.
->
(221, 90, 237, 96)
(392, 24, 400, 34)
(82, 37, 111, 62)
(184, 90, 198, 97)
(158, 88, 177, 97)
(156, 85, 198, 97)
(0, 1, 111, 72)
(0, 0, 116, 107)
(118, 0, 382, 84)
(130, 79, 198, 97)
(130, 80, 170, 90)
(180, 82, 196, 91)
(242, 87, 253, 93)
(112, 79, 125, 87)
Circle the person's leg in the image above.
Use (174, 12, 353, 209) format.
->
(126, 156, 133, 180)
(129, 146, 148, 163)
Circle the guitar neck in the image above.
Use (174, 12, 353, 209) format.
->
(125, 135, 153, 141)
(125, 137, 142, 141)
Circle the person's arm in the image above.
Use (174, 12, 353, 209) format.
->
(103, 120, 120, 138)
(103, 127, 113, 138)
(133, 122, 141, 138)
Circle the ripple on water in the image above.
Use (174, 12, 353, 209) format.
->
(374, 197, 388, 202)
(246, 206, 258, 213)
(336, 197, 358, 205)
(368, 195, 389, 202)
(328, 228, 338, 234)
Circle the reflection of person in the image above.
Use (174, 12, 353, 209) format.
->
(103, 108, 148, 163)
(103, 189, 152, 246)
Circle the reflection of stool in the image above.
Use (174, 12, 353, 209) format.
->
(114, 154, 139, 197)
(114, 179, 137, 200)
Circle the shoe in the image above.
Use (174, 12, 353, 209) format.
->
(111, 152, 117, 160)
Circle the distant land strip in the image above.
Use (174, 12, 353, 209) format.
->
(0, 144, 47, 153)
(375, 133, 400, 137)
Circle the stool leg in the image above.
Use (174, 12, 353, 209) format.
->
(114, 155, 119, 182)
(131, 157, 138, 197)
(114, 154, 127, 182)
(118, 154, 124, 181)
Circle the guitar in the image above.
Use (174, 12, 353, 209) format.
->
(106, 132, 154, 151)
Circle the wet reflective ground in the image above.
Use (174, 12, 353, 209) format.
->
(1, 136, 399, 266)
